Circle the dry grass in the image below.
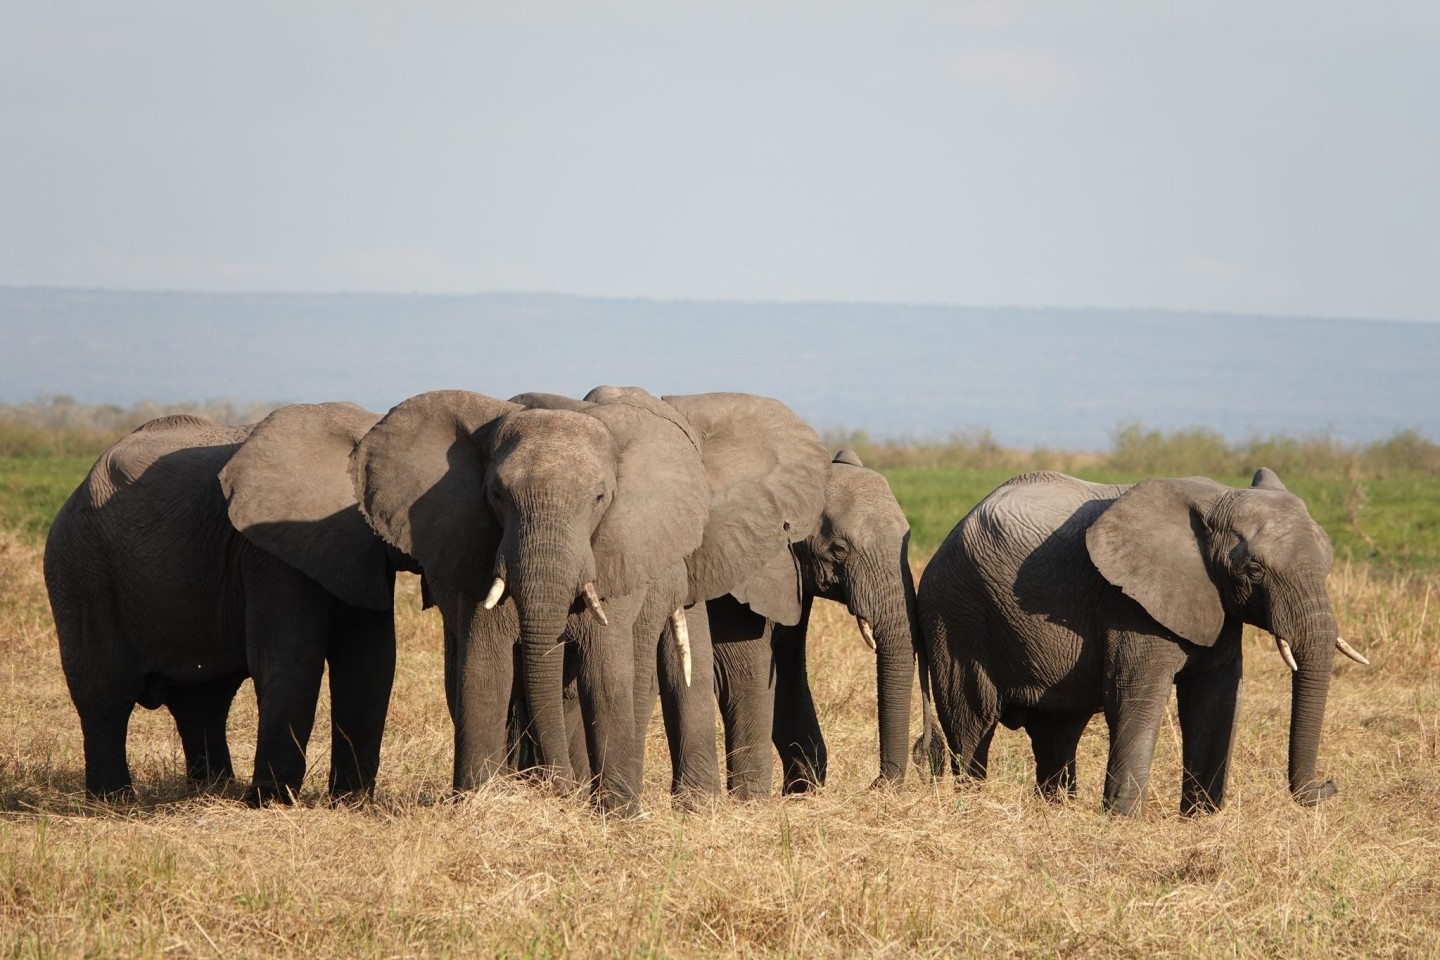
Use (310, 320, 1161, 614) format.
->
(1, 529, 1437, 958)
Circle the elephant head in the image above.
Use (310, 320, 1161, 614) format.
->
(1086, 467, 1366, 805)
(796, 450, 919, 784)
(350, 389, 710, 800)
(219, 401, 412, 611)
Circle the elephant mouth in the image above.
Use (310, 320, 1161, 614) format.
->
(1272, 634, 1370, 671)
(482, 572, 693, 685)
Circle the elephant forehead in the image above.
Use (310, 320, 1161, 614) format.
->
(824, 470, 907, 533)
(1229, 491, 1334, 564)
(494, 410, 613, 460)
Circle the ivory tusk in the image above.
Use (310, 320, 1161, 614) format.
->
(1275, 636, 1299, 672)
(856, 616, 877, 652)
(482, 576, 505, 610)
(670, 608, 692, 687)
(582, 581, 608, 626)
(1336, 636, 1370, 666)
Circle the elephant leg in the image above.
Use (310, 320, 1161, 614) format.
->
(77, 697, 137, 800)
(454, 600, 520, 790)
(1176, 656, 1241, 816)
(565, 647, 592, 786)
(244, 569, 331, 806)
(937, 664, 1000, 783)
(711, 597, 776, 800)
(574, 590, 646, 815)
(1025, 712, 1091, 800)
(771, 611, 827, 795)
(1101, 650, 1175, 815)
(166, 675, 245, 787)
(325, 607, 396, 800)
(657, 602, 720, 803)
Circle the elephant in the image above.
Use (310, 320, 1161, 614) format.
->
(658, 450, 920, 799)
(44, 403, 413, 804)
(349, 389, 709, 814)
(917, 468, 1369, 816)
(350, 387, 829, 812)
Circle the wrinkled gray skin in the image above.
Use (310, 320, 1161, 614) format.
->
(660, 450, 920, 799)
(44, 404, 410, 804)
(918, 468, 1351, 815)
(351, 389, 714, 814)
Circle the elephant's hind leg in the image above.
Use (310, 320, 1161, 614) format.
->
(771, 617, 828, 795)
(167, 675, 245, 788)
(325, 608, 396, 800)
(1175, 655, 1241, 816)
(1025, 711, 1091, 800)
(934, 660, 1000, 783)
(77, 698, 137, 800)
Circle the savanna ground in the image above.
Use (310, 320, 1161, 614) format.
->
(1, 403, 1438, 957)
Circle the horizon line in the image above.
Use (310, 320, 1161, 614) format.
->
(1, 283, 1432, 328)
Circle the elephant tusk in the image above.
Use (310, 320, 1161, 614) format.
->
(1275, 636, 1299, 672)
(1336, 636, 1370, 666)
(856, 616, 877, 652)
(582, 581, 608, 626)
(670, 607, 692, 687)
(482, 576, 505, 610)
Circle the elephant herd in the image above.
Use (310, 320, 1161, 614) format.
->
(42, 387, 1366, 818)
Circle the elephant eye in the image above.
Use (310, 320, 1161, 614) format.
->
(831, 540, 850, 562)
(1242, 558, 1264, 581)
(595, 491, 606, 504)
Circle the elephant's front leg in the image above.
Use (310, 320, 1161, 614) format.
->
(325, 606, 397, 800)
(656, 601, 720, 803)
(709, 595, 777, 800)
(453, 598, 521, 791)
(574, 589, 647, 815)
(1101, 632, 1181, 815)
(244, 571, 331, 805)
(1175, 645, 1242, 816)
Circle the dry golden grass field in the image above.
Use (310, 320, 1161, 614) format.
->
(2, 521, 1437, 959)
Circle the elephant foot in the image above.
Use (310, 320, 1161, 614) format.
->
(912, 731, 950, 780)
(592, 792, 642, 819)
(780, 777, 821, 797)
(868, 774, 905, 791)
(325, 788, 374, 810)
(87, 783, 138, 805)
(243, 782, 299, 808)
(1291, 778, 1337, 806)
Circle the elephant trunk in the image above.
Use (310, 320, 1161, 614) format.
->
(1275, 594, 1339, 804)
(854, 541, 919, 785)
(510, 530, 589, 790)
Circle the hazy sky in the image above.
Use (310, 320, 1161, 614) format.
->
(2, 2, 1436, 320)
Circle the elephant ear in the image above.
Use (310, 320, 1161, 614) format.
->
(508, 391, 592, 412)
(1085, 477, 1227, 646)
(662, 392, 829, 623)
(349, 390, 519, 598)
(583, 390, 709, 599)
(1251, 467, 1287, 491)
(220, 402, 396, 611)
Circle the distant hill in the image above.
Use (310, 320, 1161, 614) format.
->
(1, 287, 1435, 450)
